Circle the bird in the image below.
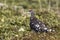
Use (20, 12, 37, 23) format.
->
(29, 9, 55, 32)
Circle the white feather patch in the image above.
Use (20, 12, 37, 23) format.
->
(35, 24, 39, 27)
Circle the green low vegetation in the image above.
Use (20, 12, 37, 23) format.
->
(0, 0, 60, 40)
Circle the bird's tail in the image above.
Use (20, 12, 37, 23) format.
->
(46, 28, 55, 32)
(43, 27, 55, 32)
(47, 29, 55, 32)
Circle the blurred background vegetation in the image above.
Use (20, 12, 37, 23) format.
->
(0, 0, 60, 40)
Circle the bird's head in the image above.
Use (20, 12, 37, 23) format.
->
(29, 9, 35, 17)
(29, 9, 32, 12)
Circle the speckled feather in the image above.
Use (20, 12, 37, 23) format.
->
(29, 9, 55, 32)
